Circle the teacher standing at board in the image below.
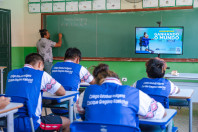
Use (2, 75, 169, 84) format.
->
(36, 29, 62, 74)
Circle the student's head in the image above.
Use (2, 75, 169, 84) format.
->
(25, 53, 44, 71)
(64, 48, 81, 64)
(39, 29, 50, 39)
(93, 64, 119, 85)
(144, 32, 148, 38)
(146, 57, 167, 78)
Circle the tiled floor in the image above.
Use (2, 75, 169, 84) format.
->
(172, 103, 198, 132)
(42, 103, 198, 132)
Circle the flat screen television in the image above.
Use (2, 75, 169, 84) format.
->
(135, 27, 183, 55)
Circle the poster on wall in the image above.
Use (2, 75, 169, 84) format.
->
(107, 0, 121, 10)
(121, 0, 142, 9)
(93, 0, 106, 10)
(143, 0, 158, 8)
(53, 2, 65, 12)
(29, 3, 40, 13)
(193, 0, 198, 8)
(41, 3, 52, 12)
(66, 1, 78, 11)
(176, 0, 192, 6)
(79, 1, 92, 11)
(29, 0, 40, 2)
(160, 0, 175, 7)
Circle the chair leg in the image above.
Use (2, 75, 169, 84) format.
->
(45, 108, 47, 116)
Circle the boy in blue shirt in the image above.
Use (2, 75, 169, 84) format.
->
(133, 57, 180, 100)
(6, 53, 70, 132)
(51, 47, 95, 115)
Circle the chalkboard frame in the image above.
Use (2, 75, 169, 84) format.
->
(41, 6, 197, 62)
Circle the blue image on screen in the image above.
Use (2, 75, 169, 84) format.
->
(135, 27, 183, 54)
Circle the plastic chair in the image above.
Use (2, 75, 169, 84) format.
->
(70, 121, 140, 132)
(0, 95, 34, 132)
(148, 94, 169, 108)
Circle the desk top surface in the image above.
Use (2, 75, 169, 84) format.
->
(139, 109, 177, 125)
(80, 82, 90, 87)
(43, 91, 78, 99)
(0, 103, 23, 114)
(169, 89, 194, 99)
(165, 73, 198, 80)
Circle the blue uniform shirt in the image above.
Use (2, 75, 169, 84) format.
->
(6, 67, 44, 131)
(136, 78, 171, 97)
(51, 62, 81, 91)
(82, 81, 140, 127)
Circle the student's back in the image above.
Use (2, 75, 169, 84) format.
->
(51, 61, 81, 91)
(133, 58, 179, 99)
(6, 66, 44, 130)
(51, 48, 94, 92)
(5, 53, 70, 132)
(83, 82, 139, 127)
(75, 64, 166, 127)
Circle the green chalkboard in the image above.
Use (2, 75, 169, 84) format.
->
(45, 9, 198, 58)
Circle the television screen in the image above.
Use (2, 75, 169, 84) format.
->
(135, 27, 183, 54)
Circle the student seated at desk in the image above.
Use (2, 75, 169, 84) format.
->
(51, 47, 95, 115)
(133, 57, 180, 104)
(5, 53, 70, 132)
(74, 64, 166, 127)
(0, 96, 10, 109)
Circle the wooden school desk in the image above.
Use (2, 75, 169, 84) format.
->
(139, 109, 177, 132)
(0, 102, 23, 132)
(0, 66, 7, 94)
(42, 91, 78, 123)
(165, 73, 196, 132)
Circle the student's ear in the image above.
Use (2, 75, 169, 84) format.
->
(74, 57, 80, 64)
(38, 61, 44, 71)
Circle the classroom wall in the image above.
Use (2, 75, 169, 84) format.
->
(0, 0, 40, 69)
(1, 0, 198, 85)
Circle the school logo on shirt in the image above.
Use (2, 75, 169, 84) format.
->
(8, 74, 33, 83)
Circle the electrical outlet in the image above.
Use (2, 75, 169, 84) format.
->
(122, 77, 127, 82)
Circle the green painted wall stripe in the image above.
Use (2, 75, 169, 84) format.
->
(12, 47, 198, 85)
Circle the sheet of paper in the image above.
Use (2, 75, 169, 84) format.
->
(160, 0, 175, 7)
(53, 2, 65, 12)
(41, 3, 52, 12)
(143, 0, 158, 8)
(29, 0, 40, 2)
(29, 3, 40, 13)
(194, 0, 198, 8)
(93, 0, 106, 10)
(66, 1, 78, 11)
(79, 1, 92, 11)
(121, 0, 142, 9)
(107, 0, 121, 10)
(176, 0, 193, 6)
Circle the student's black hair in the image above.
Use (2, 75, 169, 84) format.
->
(39, 29, 48, 38)
(93, 63, 119, 85)
(146, 58, 167, 78)
(64, 47, 81, 61)
(25, 53, 44, 66)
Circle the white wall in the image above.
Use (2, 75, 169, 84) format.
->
(0, 0, 41, 47)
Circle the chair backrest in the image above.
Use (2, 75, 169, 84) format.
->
(70, 121, 140, 132)
(0, 95, 35, 132)
(149, 94, 169, 108)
